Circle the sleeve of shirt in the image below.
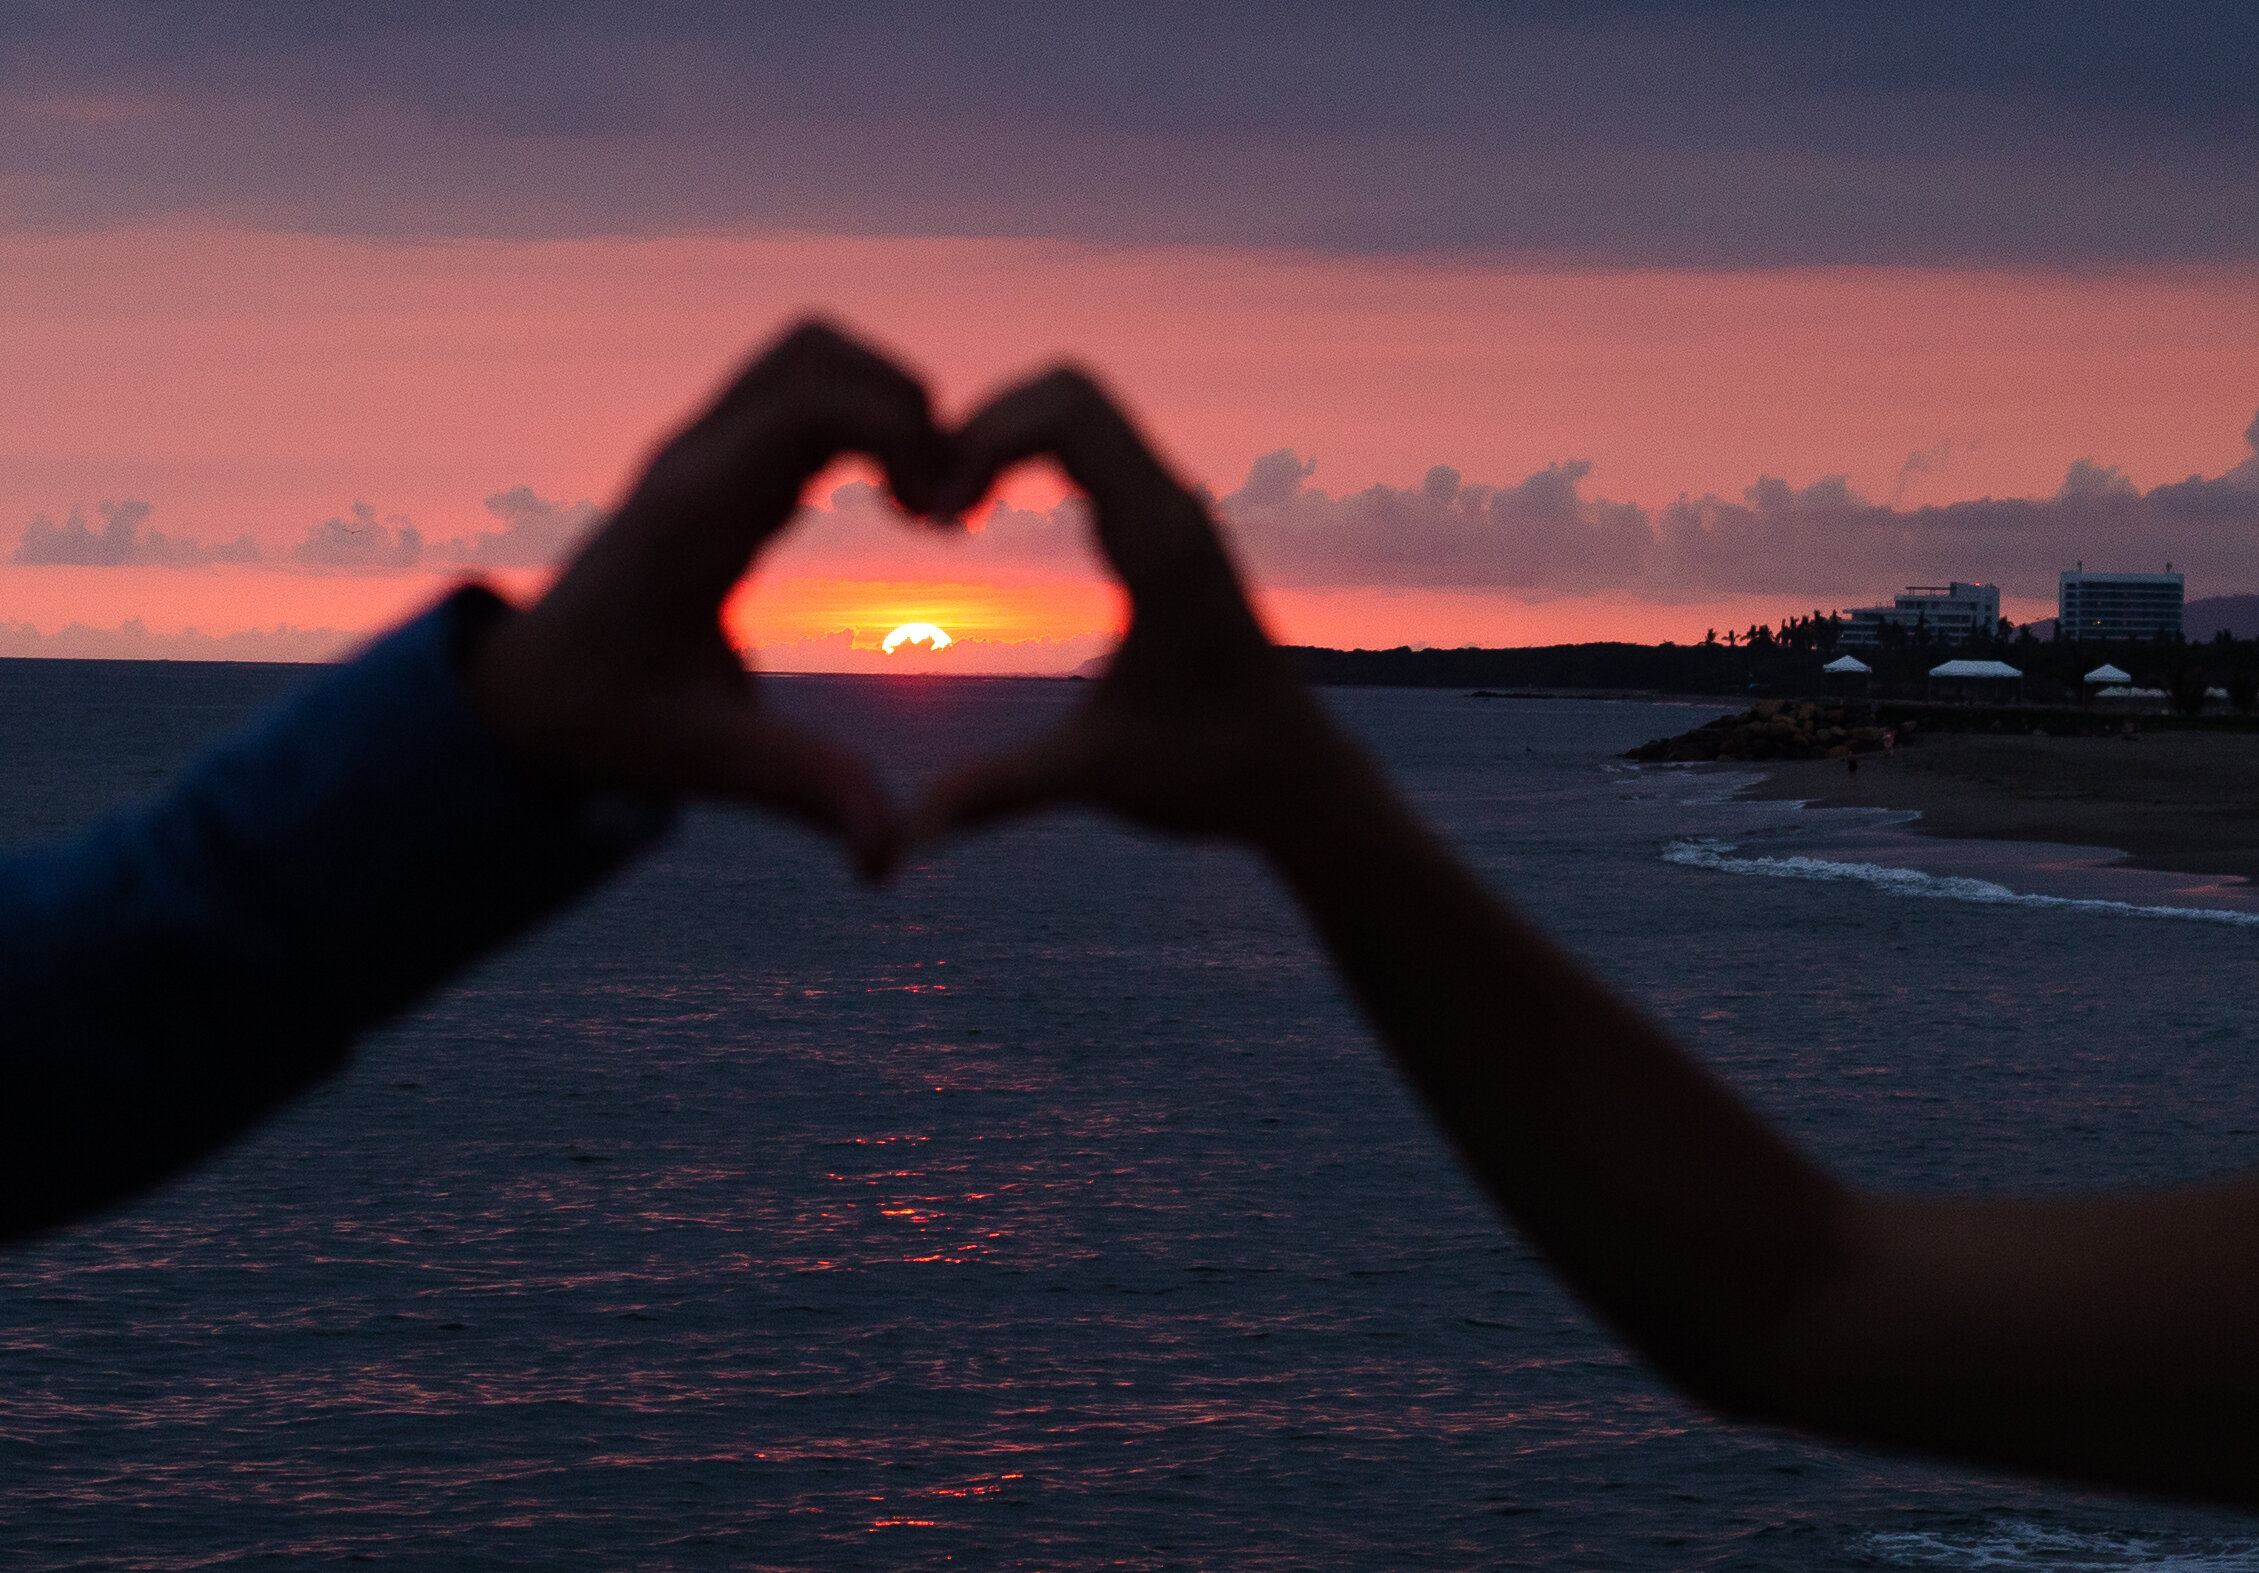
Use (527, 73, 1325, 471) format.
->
(0, 586, 676, 1243)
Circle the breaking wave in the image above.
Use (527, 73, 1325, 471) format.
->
(1663, 840, 2259, 928)
(1859, 1519, 2259, 1569)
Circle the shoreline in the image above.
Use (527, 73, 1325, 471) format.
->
(1733, 730, 2259, 883)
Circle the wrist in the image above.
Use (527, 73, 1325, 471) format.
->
(451, 587, 582, 790)
(1245, 732, 1407, 871)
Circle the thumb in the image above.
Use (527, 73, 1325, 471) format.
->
(908, 730, 1091, 847)
(699, 711, 903, 882)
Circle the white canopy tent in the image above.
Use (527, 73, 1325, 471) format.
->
(2083, 663, 2132, 685)
(1928, 660, 2022, 679)
(1928, 658, 2024, 702)
(1821, 655, 1872, 674)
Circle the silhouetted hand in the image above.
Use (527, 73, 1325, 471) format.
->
(469, 321, 950, 877)
(912, 368, 1371, 849)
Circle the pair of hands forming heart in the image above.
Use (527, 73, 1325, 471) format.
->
(468, 321, 1372, 877)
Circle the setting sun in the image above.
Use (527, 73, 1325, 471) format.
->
(880, 622, 953, 654)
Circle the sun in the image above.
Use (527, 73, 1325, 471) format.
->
(881, 622, 953, 654)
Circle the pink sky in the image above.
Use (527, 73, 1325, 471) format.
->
(3, 224, 2256, 664)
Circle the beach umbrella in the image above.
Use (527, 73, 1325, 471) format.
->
(2083, 663, 2132, 684)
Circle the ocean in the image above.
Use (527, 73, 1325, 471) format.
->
(3, 660, 2257, 1570)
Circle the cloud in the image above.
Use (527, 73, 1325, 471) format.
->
(286, 485, 600, 573)
(15, 499, 259, 565)
(290, 502, 423, 569)
(0, 618, 352, 661)
(1, 5, 2254, 265)
(1890, 440, 1968, 505)
(1220, 454, 1655, 593)
(455, 485, 599, 568)
(288, 486, 597, 573)
(1213, 408, 2259, 601)
(13, 486, 598, 578)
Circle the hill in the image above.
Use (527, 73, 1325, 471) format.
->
(2187, 595, 2259, 640)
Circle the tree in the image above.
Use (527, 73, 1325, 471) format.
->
(2228, 668, 2259, 717)
(2166, 661, 2211, 717)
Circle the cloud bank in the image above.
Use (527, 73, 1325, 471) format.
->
(771, 408, 2259, 603)
(0, 618, 353, 662)
(14, 487, 600, 575)
(1211, 409, 2259, 600)
(2, 4, 2255, 265)
(16, 499, 258, 566)
(15, 412, 2258, 604)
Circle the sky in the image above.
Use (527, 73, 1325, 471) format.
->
(3, 2, 2256, 667)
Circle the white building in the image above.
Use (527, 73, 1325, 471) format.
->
(2057, 568, 2183, 642)
(1839, 582, 2002, 649)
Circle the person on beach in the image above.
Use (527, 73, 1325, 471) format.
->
(7, 320, 2259, 1511)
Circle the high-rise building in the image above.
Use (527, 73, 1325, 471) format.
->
(1838, 582, 2001, 649)
(2057, 569, 2183, 641)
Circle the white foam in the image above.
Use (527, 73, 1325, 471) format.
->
(1664, 839, 2259, 928)
(1861, 1519, 2259, 1570)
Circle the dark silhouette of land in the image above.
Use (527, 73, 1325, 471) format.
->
(1283, 623, 2259, 704)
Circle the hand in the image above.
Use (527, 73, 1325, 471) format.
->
(467, 320, 951, 878)
(911, 368, 1371, 850)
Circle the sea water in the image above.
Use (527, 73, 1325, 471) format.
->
(3, 662, 2258, 1570)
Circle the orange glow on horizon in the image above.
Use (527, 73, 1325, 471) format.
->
(3, 224, 2255, 661)
(726, 575, 1127, 652)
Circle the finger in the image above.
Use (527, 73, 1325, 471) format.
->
(907, 731, 1091, 844)
(600, 373, 952, 619)
(934, 368, 1244, 616)
(695, 319, 951, 515)
(688, 709, 904, 882)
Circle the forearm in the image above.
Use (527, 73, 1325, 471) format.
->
(1257, 750, 1851, 1400)
(1257, 756, 2259, 1501)
(0, 588, 671, 1242)
(1754, 1183, 2259, 1501)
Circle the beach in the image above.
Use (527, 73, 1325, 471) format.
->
(1740, 729, 2259, 881)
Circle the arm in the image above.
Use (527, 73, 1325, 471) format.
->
(0, 589, 667, 1241)
(912, 368, 2259, 1505)
(0, 321, 948, 1243)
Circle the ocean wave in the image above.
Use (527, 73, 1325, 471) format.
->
(1663, 840, 2259, 928)
(1860, 1519, 2259, 1570)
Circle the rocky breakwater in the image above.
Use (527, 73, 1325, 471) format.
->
(1627, 701, 1909, 763)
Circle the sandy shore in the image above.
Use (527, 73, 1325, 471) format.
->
(1738, 730, 2259, 881)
